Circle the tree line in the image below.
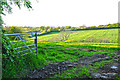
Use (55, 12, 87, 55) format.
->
(3, 23, 120, 40)
(3, 23, 120, 33)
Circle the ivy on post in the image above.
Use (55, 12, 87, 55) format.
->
(35, 31, 37, 55)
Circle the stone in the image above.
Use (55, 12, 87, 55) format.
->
(59, 61, 65, 65)
(111, 65, 118, 70)
(100, 76, 108, 78)
(102, 73, 117, 76)
(73, 62, 78, 65)
(57, 66, 60, 70)
(44, 71, 48, 74)
(49, 72, 54, 75)
(92, 73, 101, 78)
(68, 64, 73, 67)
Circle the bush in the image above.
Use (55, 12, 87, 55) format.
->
(2, 31, 17, 78)
(3, 26, 29, 40)
(2, 31, 47, 78)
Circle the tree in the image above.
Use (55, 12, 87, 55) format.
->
(3, 26, 25, 39)
(85, 26, 97, 29)
(98, 25, 103, 28)
(65, 26, 71, 29)
(52, 27, 58, 31)
(39, 26, 45, 31)
(0, 0, 32, 31)
(59, 30, 71, 41)
(47, 27, 52, 32)
(56, 26, 60, 29)
(59, 26, 65, 31)
(1, 0, 33, 78)
(49, 30, 71, 42)
(0, 0, 32, 14)
(45, 26, 50, 30)
(79, 25, 86, 29)
(70, 27, 76, 31)
(0, 0, 32, 28)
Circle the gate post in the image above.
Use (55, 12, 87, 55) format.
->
(35, 31, 37, 55)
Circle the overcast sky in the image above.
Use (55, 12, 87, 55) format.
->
(2, 0, 120, 27)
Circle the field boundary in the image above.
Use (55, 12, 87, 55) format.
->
(75, 27, 120, 31)
(5, 31, 41, 56)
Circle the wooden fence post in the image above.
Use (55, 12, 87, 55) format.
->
(35, 32, 37, 55)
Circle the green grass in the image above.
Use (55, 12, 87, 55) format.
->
(36, 29, 118, 43)
(37, 41, 119, 51)
(6, 39, 117, 78)
(37, 44, 94, 63)
(31, 29, 119, 51)
(93, 60, 113, 69)
(53, 65, 92, 78)
(52, 59, 113, 78)
(2, 41, 47, 78)
(2, 52, 46, 78)
(69, 29, 118, 43)
(116, 74, 120, 80)
(4, 28, 119, 78)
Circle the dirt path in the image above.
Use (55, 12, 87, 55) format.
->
(65, 47, 120, 54)
(27, 51, 120, 79)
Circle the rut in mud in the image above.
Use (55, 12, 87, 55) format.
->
(27, 48, 120, 79)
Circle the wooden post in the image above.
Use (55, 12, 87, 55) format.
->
(35, 32, 37, 55)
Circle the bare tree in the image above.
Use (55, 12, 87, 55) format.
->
(59, 30, 71, 41)
(49, 30, 71, 42)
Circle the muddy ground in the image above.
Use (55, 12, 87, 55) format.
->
(26, 48, 120, 79)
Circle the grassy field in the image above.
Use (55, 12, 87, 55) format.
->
(9, 40, 118, 78)
(28, 28, 120, 51)
(36, 29, 119, 43)
(4, 28, 120, 79)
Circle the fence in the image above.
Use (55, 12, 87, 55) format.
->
(5, 31, 41, 56)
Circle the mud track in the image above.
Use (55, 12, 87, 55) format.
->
(26, 49, 120, 79)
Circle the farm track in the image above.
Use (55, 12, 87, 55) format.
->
(65, 46, 120, 54)
(26, 47, 120, 79)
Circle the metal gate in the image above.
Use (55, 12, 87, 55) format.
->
(5, 31, 40, 56)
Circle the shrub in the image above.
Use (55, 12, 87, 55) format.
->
(2, 31, 47, 78)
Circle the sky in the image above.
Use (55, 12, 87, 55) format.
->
(2, 0, 120, 27)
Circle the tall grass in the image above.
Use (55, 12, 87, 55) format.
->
(2, 40, 47, 78)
